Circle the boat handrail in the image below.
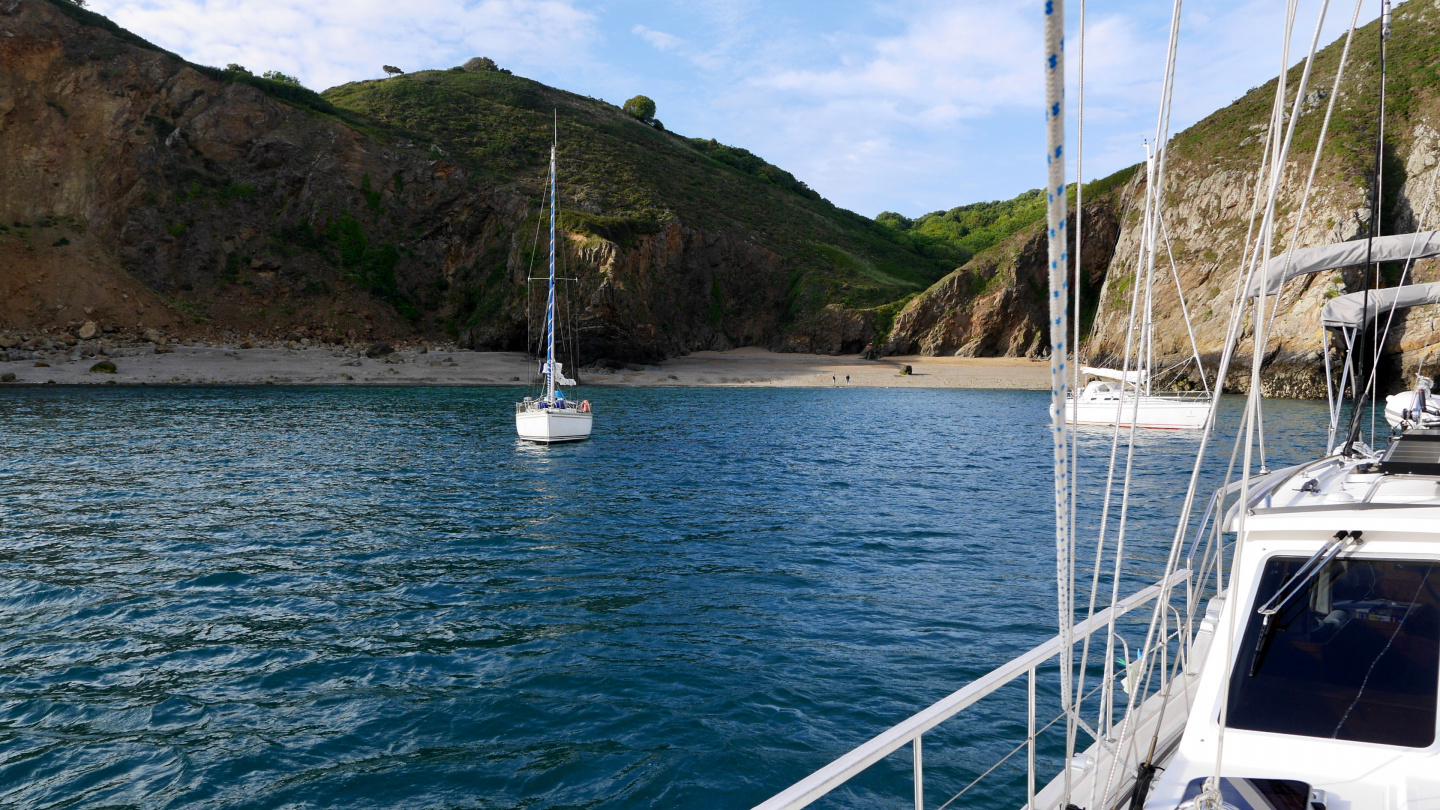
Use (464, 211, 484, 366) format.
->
(515, 400, 585, 413)
(750, 569, 1191, 810)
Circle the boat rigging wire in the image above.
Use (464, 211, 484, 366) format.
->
(525, 168, 552, 390)
(1343, 0, 1390, 457)
(1366, 169, 1440, 393)
(1158, 215, 1211, 396)
(1081, 0, 1187, 802)
(1256, 0, 1364, 446)
(1209, 1, 1322, 800)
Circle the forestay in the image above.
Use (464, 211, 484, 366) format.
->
(1321, 281, 1440, 329)
(1244, 230, 1440, 296)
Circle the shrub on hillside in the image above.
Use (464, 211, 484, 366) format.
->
(875, 212, 912, 230)
(623, 95, 656, 121)
(383, 65, 405, 76)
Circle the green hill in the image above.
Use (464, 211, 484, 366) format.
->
(322, 67, 955, 313)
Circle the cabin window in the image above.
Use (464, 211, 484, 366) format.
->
(1227, 556, 1440, 747)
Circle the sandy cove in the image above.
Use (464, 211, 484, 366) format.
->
(0, 345, 1050, 389)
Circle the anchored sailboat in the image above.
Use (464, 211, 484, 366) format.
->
(1067, 145, 1212, 431)
(515, 130, 593, 444)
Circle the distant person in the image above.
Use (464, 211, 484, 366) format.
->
(832, 375, 837, 386)
(846, 375, 850, 384)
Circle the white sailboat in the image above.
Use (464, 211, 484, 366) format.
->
(1068, 366, 1210, 430)
(515, 134, 593, 444)
(754, 2, 1440, 808)
(1067, 145, 1211, 431)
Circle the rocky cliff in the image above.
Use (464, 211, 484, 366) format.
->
(883, 189, 1126, 358)
(0, 0, 949, 360)
(886, 3, 1440, 397)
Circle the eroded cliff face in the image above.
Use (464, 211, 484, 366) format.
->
(882, 196, 1124, 358)
(1084, 5, 1440, 398)
(0, 0, 810, 360)
(887, 4, 1440, 398)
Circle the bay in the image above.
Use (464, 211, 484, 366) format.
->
(0, 386, 1333, 808)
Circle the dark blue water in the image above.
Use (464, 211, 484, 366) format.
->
(0, 386, 1334, 809)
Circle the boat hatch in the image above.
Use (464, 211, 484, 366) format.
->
(1227, 556, 1440, 747)
(1379, 428, 1440, 475)
(1174, 777, 1321, 810)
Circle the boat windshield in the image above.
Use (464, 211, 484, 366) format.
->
(1227, 556, 1440, 747)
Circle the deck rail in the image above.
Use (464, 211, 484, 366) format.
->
(751, 569, 1191, 810)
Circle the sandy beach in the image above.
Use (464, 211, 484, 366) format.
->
(0, 344, 1049, 389)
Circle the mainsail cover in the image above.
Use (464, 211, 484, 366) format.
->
(1245, 230, 1440, 297)
(1081, 366, 1147, 384)
(1321, 281, 1440, 329)
(541, 361, 577, 387)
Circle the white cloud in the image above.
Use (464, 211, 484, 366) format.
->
(89, 0, 598, 90)
(632, 24, 682, 52)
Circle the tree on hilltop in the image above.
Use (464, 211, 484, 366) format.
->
(623, 95, 656, 121)
(463, 57, 497, 72)
(383, 65, 404, 77)
(262, 70, 302, 87)
(225, 63, 252, 75)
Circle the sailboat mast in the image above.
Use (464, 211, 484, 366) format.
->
(546, 141, 557, 401)
(1141, 143, 1157, 396)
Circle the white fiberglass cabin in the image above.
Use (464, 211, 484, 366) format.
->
(1067, 367, 1210, 430)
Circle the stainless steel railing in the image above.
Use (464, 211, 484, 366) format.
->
(751, 569, 1191, 810)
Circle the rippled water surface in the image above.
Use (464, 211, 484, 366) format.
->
(0, 386, 1335, 808)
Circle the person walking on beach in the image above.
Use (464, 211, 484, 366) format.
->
(832, 375, 837, 386)
(846, 375, 850, 385)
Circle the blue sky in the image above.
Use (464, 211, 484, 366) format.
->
(90, 0, 1384, 218)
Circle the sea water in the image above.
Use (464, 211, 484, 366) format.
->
(0, 386, 1335, 808)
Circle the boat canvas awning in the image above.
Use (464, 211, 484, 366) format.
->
(1245, 230, 1440, 297)
(1081, 366, 1147, 384)
(1321, 281, 1440, 329)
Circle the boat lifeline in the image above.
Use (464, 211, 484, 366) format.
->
(515, 132, 592, 444)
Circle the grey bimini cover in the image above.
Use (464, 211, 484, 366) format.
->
(1246, 230, 1440, 297)
(1321, 281, 1440, 329)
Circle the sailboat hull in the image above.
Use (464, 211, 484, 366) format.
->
(1066, 396, 1210, 430)
(516, 408, 593, 443)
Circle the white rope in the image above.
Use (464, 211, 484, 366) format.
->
(1043, 2, 1075, 804)
(1065, 0, 1087, 774)
(1066, 0, 1086, 768)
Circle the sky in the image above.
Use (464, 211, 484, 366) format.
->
(87, 0, 1386, 219)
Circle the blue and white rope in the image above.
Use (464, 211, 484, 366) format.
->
(1043, 0, 1074, 805)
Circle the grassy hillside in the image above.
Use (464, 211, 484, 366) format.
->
(875, 163, 1141, 268)
(323, 67, 955, 312)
